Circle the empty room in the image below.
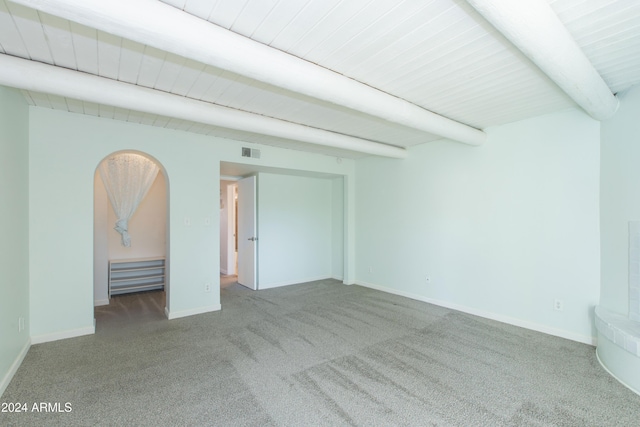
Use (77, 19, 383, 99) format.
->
(1, 0, 640, 425)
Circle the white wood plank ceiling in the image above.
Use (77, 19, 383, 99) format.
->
(0, 0, 639, 158)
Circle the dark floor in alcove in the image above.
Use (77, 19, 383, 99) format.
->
(94, 289, 166, 331)
(94, 274, 240, 330)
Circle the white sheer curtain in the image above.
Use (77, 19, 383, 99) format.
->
(98, 153, 160, 247)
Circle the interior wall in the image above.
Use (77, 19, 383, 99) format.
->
(355, 108, 601, 343)
(257, 173, 332, 289)
(600, 84, 640, 316)
(332, 177, 344, 280)
(93, 171, 109, 305)
(28, 107, 354, 341)
(0, 86, 30, 396)
(94, 169, 167, 304)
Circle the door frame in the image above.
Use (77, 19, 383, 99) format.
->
(237, 175, 258, 290)
(220, 181, 238, 276)
(219, 161, 351, 294)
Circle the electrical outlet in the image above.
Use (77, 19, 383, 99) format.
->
(425, 276, 431, 284)
(204, 282, 211, 293)
(368, 266, 373, 273)
(554, 299, 564, 311)
(184, 217, 191, 226)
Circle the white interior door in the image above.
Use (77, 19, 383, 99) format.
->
(237, 176, 257, 290)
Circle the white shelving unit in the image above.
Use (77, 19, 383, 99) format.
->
(108, 257, 165, 297)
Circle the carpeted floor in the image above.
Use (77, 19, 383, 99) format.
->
(2, 278, 639, 426)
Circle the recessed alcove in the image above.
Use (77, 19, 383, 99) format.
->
(93, 151, 169, 312)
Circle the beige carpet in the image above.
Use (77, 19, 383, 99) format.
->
(2, 278, 639, 426)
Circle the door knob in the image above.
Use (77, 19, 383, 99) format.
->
(248, 237, 258, 241)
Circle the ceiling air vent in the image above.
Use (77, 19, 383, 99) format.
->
(241, 147, 261, 159)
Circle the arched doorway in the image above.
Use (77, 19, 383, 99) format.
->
(93, 151, 170, 324)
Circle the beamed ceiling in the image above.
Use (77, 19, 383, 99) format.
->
(0, 0, 639, 158)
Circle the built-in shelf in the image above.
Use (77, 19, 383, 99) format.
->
(595, 305, 640, 395)
(109, 257, 165, 297)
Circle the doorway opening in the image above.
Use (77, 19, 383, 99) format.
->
(93, 151, 170, 327)
(220, 175, 257, 290)
(219, 161, 346, 303)
(220, 179, 238, 289)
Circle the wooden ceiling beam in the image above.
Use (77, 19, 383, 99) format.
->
(0, 54, 407, 158)
(466, 0, 618, 121)
(9, 0, 486, 146)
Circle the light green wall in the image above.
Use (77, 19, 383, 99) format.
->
(332, 177, 344, 280)
(355, 108, 601, 343)
(29, 107, 354, 339)
(0, 86, 30, 394)
(601, 85, 640, 315)
(257, 173, 332, 288)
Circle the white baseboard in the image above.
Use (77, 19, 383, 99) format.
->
(331, 276, 344, 282)
(30, 325, 95, 345)
(165, 304, 221, 320)
(259, 275, 331, 290)
(356, 280, 596, 346)
(220, 268, 228, 275)
(94, 298, 109, 307)
(0, 339, 30, 398)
